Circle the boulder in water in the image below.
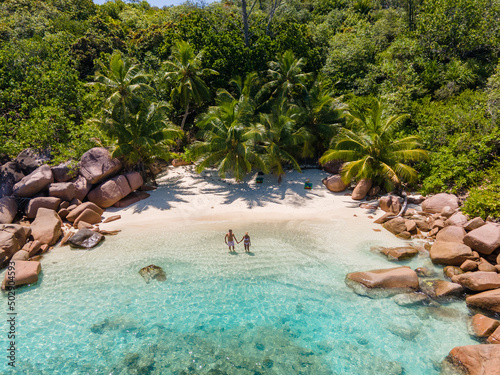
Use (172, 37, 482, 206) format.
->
(466, 289, 500, 314)
(441, 345, 500, 375)
(139, 264, 167, 283)
(68, 229, 104, 249)
(1, 260, 41, 288)
(346, 266, 419, 297)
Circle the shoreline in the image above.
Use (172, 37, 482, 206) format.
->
(100, 166, 389, 232)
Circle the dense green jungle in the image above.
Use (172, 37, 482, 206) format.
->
(0, 0, 499, 218)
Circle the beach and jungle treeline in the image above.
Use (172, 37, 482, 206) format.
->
(0, 0, 500, 373)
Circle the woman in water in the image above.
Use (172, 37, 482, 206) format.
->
(239, 232, 251, 252)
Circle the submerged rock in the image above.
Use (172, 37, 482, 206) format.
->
(68, 229, 103, 249)
(381, 246, 419, 261)
(346, 266, 419, 298)
(139, 264, 167, 283)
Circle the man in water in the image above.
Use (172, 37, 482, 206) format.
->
(225, 229, 237, 252)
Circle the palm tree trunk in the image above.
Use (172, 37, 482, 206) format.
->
(241, 0, 250, 47)
(180, 102, 190, 130)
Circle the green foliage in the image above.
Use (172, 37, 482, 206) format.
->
(91, 102, 182, 167)
(462, 161, 500, 220)
(191, 86, 267, 181)
(163, 40, 218, 129)
(414, 91, 499, 194)
(320, 99, 428, 190)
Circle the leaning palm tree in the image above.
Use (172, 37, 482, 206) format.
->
(90, 102, 183, 177)
(257, 50, 312, 107)
(191, 91, 267, 181)
(163, 41, 218, 129)
(320, 99, 429, 190)
(88, 52, 153, 119)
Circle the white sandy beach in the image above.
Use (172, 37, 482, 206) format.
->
(100, 167, 388, 231)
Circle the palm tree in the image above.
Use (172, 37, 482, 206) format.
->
(191, 89, 267, 181)
(257, 50, 312, 107)
(163, 41, 218, 129)
(293, 75, 346, 157)
(319, 99, 429, 190)
(258, 101, 313, 183)
(90, 102, 183, 176)
(88, 52, 153, 119)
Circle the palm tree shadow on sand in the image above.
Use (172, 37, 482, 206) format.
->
(195, 169, 326, 209)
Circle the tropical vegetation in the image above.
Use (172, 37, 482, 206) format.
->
(0, 0, 498, 217)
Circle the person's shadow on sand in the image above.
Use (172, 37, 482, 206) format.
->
(246, 252, 255, 256)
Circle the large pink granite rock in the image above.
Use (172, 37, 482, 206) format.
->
(322, 175, 347, 192)
(451, 271, 500, 292)
(469, 314, 500, 338)
(73, 208, 102, 228)
(48, 182, 75, 201)
(320, 159, 343, 174)
(464, 217, 486, 232)
(87, 175, 131, 208)
(79, 147, 122, 184)
(421, 193, 459, 214)
(0, 197, 17, 224)
(124, 171, 143, 191)
(73, 175, 92, 201)
(383, 217, 407, 235)
(51, 161, 78, 182)
(346, 266, 418, 290)
(463, 223, 500, 255)
(442, 345, 500, 375)
(379, 196, 401, 214)
(0, 224, 31, 266)
(26, 197, 61, 219)
(1, 260, 41, 288)
(30, 208, 62, 245)
(466, 289, 500, 313)
(66, 202, 104, 222)
(445, 212, 468, 227)
(430, 241, 473, 266)
(436, 226, 466, 243)
(12, 165, 53, 197)
(351, 178, 372, 200)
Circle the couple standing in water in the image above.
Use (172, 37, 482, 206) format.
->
(224, 229, 251, 252)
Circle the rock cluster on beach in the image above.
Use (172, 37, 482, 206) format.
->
(0, 147, 155, 289)
(345, 190, 500, 374)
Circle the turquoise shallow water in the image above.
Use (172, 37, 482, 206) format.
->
(1, 218, 477, 374)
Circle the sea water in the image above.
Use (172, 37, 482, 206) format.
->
(1, 218, 477, 374)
